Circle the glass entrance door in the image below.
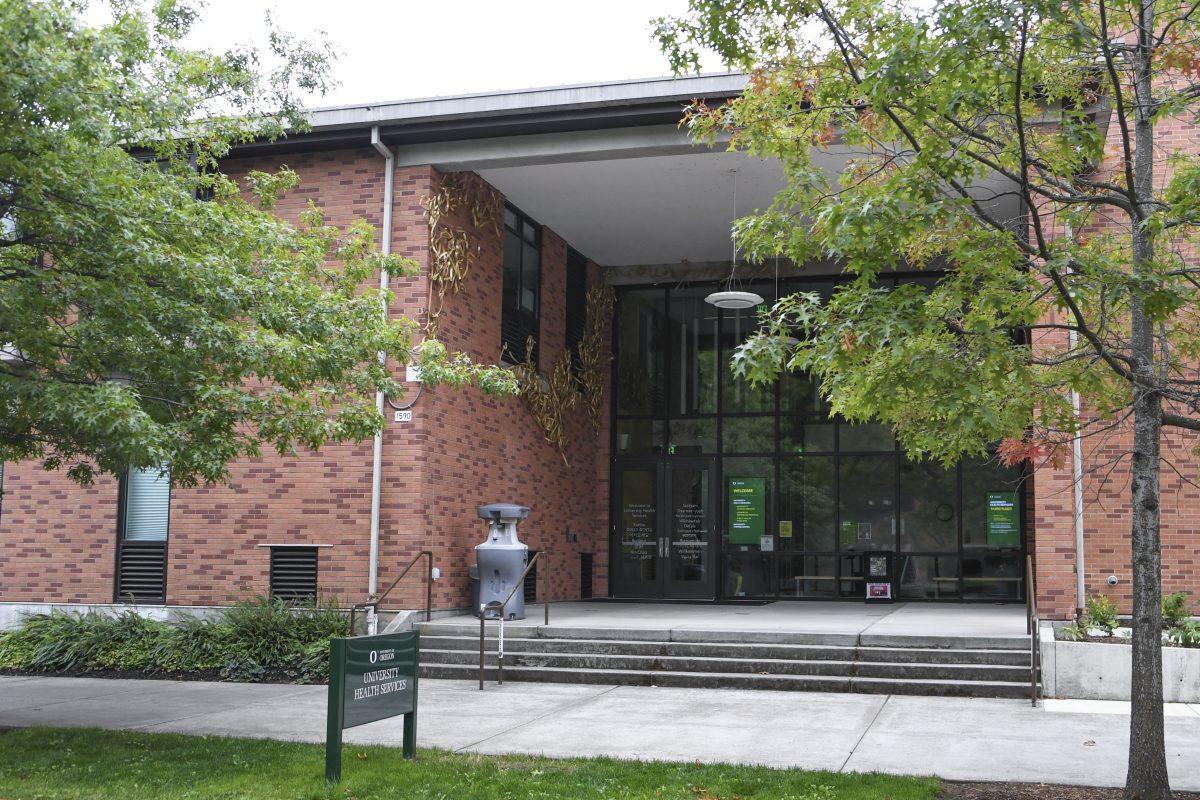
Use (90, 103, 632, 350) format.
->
(614, 458, 716, 598)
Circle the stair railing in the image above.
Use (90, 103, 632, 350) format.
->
(1025, 554, 1041, 706)
(349, 550, 433, 636)
(478, 550, 550, 690)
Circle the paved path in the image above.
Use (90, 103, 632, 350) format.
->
(3, 676, 1199, 790)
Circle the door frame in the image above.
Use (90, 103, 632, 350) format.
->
(612, 456, 718, 599)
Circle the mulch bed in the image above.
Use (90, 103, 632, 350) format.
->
(942, 782, 1200, 799)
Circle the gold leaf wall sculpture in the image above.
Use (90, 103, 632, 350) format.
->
(575, 283, 614, 430)
(510, 338, 577, 466)
(422, 172, 501, 334)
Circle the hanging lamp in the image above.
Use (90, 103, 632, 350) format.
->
(706, 168, 764, 310)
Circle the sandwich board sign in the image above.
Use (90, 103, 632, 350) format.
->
(325, 629, 419, 782)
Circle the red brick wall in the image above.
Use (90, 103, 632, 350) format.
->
(0, 155, 611, 612)
(0, 467, 117, 602)
(411, 171, 611, 610)
(1031, 104, 1200, 619)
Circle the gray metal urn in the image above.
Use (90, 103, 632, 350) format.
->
(474, 503, 531, 620)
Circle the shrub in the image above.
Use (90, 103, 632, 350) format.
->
(0, 595, 349, 682)
(1169, 621, 1200, 648)
(1084, 595, 1120, 636)
(1163, 592, 1195, 630)
(1061, 623, 1085, 642)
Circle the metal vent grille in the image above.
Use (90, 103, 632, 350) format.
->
(115, 541, 167, 604)
(270, 547, 318, 602)
(580, 552, 594, 599)
(523, 550, 539, 604)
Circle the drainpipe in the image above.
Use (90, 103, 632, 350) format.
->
(1065, 222, 1086, 617)
(367, 126, 395, 630)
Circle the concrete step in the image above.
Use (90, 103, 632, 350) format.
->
(419, 648, 1031, 682)
(418, 662, 1036, 698)
(417, 621, 1031, 651)
(418, 634, 1031, 666)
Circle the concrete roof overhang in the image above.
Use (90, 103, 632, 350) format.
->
(235, 73, 1023, 271)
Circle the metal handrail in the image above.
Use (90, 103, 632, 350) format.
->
(1026, 554, 1041, 706)
(478, 551, 550, 689)
(349, 550, 433, 636)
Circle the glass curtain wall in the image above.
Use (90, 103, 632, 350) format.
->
(612, 276, 1028, 601)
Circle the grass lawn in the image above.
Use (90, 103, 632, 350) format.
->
(0, 726, 940, 800)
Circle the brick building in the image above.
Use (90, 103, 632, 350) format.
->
(1, 74, 1196, 621)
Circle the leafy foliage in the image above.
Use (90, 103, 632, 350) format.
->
(1167, 621, 1200, 647)
(0, 596, 349, 683)
(0, 0, 515, 486)
(655, 6, 1200, 791)
(655, 0, 1200, 464)
(1162, 591, 1195, 630)
(1084, 595, 1121, 637)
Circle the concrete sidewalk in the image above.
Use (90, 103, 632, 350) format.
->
(2, 675, 1199, 790)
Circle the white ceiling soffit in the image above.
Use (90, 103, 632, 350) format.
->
(480, 150, 797, 267)
(476, 143, 1021, 269)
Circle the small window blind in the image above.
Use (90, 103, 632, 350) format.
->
(123, 467, 170, 541)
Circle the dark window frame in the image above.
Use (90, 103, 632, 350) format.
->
(565, 247, 588, 373)
(609, 274, 1029, 603)
(114, 466, 171, 604)
(501, 203, 543, 367)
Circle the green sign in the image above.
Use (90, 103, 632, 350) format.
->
(728, 477, 766, 545)
(986, 491, 1020, 547)
(326, 630, 419, 782)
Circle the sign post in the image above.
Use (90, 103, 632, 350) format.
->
(326, 629, 420, 783)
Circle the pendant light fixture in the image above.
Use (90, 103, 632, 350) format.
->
(706, 168, 764, 310)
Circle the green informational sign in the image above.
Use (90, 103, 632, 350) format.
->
(728, 477, 766, 545)
(986, 491, 1020, 547)
(326, 630, 419, 782)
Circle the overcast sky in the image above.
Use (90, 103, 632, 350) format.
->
(180, 0, 727, 108)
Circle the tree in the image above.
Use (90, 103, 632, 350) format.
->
(657, 1, 1200, 797)
(0, 0, 514, 487)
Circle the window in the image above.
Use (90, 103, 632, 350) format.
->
(0, 461, 5, 521)
(611, 276, 1029, 602)
(565, 248, 587, 371)
(270, 547, 319, 602)
(501, 204, 541, 365)
(115, 466, 170, 603)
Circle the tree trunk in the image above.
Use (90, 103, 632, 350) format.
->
(1125, 362, 1169, 800)
(1125, 4, 1170, 796)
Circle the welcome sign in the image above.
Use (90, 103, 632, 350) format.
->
(326, 630, 419, 782)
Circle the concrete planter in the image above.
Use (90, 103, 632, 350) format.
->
(1040, 624, 1200, 701)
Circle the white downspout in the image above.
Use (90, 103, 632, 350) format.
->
(1065, 221, 1086, 616)
(368, 126, 395, 632)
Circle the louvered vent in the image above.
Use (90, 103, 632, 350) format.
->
(115, 541, 167, 604)
(580, 552, 594, 599)
(523, 550, 539, 604)
(270, 547, 318, 602)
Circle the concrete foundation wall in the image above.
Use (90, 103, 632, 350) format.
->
(1040, 628, 1200, 702)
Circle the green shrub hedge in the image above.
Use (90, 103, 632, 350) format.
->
(0, 596, 349, 683)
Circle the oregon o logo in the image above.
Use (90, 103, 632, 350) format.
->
(369, 650, 378, 664)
